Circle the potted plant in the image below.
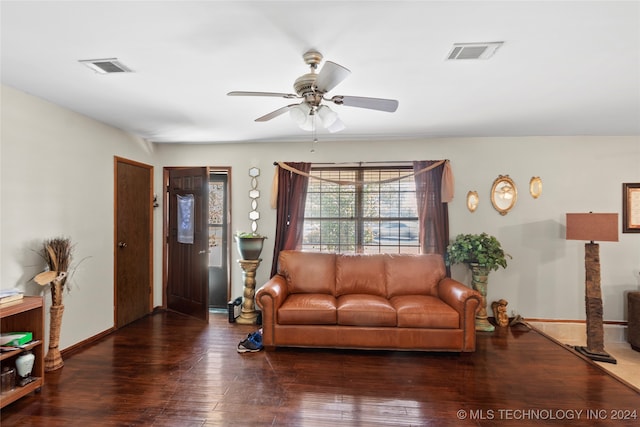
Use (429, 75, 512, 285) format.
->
(446, 233, 511, 332)
(234, 231, 267, 260)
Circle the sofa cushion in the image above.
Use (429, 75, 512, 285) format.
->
(337, 294, 397, 327)
(278, 294, 337, 325)
(278, 250, 336, 295)
(336, 254, 387, 297)
(385, 254, 446, 298)
(391, 295, 459, 328)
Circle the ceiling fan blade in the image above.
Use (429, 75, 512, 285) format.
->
(315, 61, 351, 93)
(255, 104, 298, 122)
(228, 91, 298, 99)
(331, 95, 399, 112)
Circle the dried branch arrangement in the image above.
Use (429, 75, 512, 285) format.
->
(34, 237, 73, 306)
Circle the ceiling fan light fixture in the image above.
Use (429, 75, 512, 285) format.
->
(317, 105, 338, 128)
(229, 50, 398, 131)
(298, 114, 316, 131)
(289, 103, 311, 124)
(327, 117, 346, 133)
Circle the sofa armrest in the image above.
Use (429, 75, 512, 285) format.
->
(256, 275, 289, 346)
(438, 277, 481, 325)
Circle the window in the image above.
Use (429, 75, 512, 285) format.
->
(301, 165, 419, 254)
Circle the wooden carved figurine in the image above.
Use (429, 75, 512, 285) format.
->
(491, 299, 509, 327)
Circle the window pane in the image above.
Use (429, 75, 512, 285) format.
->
(320, 192, 340, 217)
(399, 192, 418, 217)
(303, 165, 418, 254)
(305, 192, 321, 217)
(339, 220, 356, 246)
(362, 193, 380, 218)
(339, 193, 355, 217)
(380, 193, 400, 217)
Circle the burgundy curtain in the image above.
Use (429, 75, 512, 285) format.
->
(413, 161, 449, 258)
(270, 162, 311, 276)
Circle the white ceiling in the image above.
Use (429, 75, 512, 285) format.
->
(2, 1, 639, 144)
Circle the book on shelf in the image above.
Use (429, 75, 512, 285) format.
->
(0, 332, 33, 347)
(0, 289, 24, 305)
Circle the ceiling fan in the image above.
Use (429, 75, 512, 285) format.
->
(228, 50, 399, 133)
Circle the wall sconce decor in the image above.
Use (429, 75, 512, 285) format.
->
(529, 176, 542, 199)
(466, 191, 479, 212)
(490, 175, 517, 215)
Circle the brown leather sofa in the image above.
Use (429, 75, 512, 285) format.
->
(256, 250, 481, 352)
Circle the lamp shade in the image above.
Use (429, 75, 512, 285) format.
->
(317, 105, 338, 128)
(566, 213, 618, 242)
(289, 103, 311, 125)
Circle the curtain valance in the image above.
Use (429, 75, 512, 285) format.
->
(271, 159, 454, 208)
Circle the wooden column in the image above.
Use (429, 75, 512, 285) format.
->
(575, 242, 616, 363)
(235, 259, 261, 325)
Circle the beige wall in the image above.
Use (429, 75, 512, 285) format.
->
(3, 84, 639, 351)
(156, 137, 640, 324)
(1, 85, 157, 350)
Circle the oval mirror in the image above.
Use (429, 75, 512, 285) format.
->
(490, 175, 517, 215)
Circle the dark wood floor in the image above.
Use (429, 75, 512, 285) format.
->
(1, 311, 638, 426)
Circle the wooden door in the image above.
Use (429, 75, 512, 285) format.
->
(115, 157, 153, 328)
(167, 167, 209, 321)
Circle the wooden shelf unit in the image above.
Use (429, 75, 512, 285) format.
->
(0, 296, 45, 408)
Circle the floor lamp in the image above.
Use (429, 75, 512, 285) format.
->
(566, 212, 618, 364)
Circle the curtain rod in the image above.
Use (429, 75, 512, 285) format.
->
(272, 161, 443, 167)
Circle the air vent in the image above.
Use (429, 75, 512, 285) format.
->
(79, 58, 133, 74)
(447, 42, 504, 60)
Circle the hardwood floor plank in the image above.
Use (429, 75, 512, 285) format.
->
(1, 312, 638, 426)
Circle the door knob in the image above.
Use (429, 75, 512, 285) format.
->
(118, 242, 128, 248)
(198, 250, 207, 254)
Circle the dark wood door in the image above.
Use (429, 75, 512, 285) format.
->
(167, 167, 209, 321)
(115, 157, 153, 328)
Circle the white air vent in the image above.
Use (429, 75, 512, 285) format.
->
(79, 58, 133, 74)
(447, 42, 504, 60)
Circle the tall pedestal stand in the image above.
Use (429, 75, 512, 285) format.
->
(236, 259, 261, 325)
(470, 263, 495, 332)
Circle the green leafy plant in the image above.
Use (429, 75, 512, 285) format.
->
(445, 233, 511, 271)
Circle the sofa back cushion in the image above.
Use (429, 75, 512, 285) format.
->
(278, 250, 336, 294)
(385, 254, 446, 298)
(335, 254, 386, 297)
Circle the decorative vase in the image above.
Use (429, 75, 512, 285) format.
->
(45, 304, 65, 371)
(470, 263, 495, 332)
(234, 236, 265, 260)
(15, 351, 35, 386)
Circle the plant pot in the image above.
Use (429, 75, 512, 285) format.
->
(470, 263, 495, 332)
(235, 236, 265, 260)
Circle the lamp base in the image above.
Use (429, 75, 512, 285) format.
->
(574, 345, 617, 364)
